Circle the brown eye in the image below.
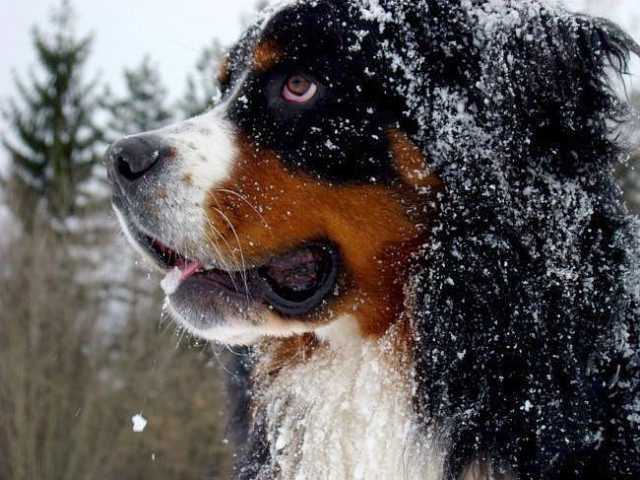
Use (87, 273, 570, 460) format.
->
(282, 74, 318, 103)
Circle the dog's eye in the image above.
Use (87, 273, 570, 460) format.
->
(282, 74, 318, 103)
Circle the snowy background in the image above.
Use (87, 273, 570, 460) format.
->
(0, 0, 260, 104)
(0, 0, 639, 478)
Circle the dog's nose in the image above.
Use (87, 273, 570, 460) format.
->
(104, 135, 165, 185)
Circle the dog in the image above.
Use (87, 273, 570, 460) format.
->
(104, 0, 640, 478)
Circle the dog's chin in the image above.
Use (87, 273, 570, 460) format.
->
(117, 212, 342, 344)
(163, 276, 325, 344)
(162, 270, 262, 344)
(161, 250, 341, 344)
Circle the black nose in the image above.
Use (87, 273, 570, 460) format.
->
(104, 135, 166, 186)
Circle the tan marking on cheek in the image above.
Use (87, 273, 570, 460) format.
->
(252, 38, 283, 72)
(204, 139, 438, 337)
(388, 128, 442, 189)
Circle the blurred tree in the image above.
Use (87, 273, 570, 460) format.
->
(177, 0, 269, 119)
(617, 91, 640, 214)
(0, 2, 234, 479)
(240, 0, 269, 28)
(1, 0, 104, 228)
(177, 39, 225, 118)
(0, 221, 233, 480)
(107, 55, 173, 137)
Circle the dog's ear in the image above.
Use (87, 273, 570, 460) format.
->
(559, 14, 640, 110)
(576, 16, 640, 75)
(494, 12, 640, 169)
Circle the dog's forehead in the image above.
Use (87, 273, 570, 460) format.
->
(260, 2, 345, 40)
(226, 1, 354, 75)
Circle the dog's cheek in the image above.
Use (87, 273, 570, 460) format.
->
(202, 139, 433, 337)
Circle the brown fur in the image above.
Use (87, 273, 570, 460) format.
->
(202, 137, 439, 336)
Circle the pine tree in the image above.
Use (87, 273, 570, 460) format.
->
(177, 39, 224, 118)
(1, 0, 103, 228)
(107, 55, 173, 138)
(0, 3, 234, 478)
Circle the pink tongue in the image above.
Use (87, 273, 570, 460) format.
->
(177, 259, 204, 279)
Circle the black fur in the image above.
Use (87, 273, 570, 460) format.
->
(224, 1, 402, 183)
(393, 3, 640, 478)
(122, 0, 640, 480)
(218, 0, 640, 477)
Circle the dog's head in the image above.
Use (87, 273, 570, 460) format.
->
(104, 1, 442, 344)
(104, 0, 637, 346)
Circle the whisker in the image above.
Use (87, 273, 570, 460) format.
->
(209, 205, 253, 299)
(216, 188, 273, 235)
(174, 324, 189, 348)
(200, 218, 229, 270)
(201, 211, 243, 281)
(195, 198, 238, 276)
(226, 344, 252, 358)
(211, 346, 244, 377)
(208, 193, 253, 299)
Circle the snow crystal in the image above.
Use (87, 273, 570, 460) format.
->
(356, 0, 394, 32)
(521, 400, 534, 413)
(131, 413, 148, 433)
(275, 428, 289, 451)
(160, 267, 182, 296)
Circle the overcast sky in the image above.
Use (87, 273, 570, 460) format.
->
(0, 0, 266, 104)
(0, 0, 639, 151)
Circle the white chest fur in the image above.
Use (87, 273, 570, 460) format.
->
(257, 328, 446, 480)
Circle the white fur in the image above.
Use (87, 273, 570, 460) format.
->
(165, 301, 321, 345)
(153, 110, 236, 260)
(153, 108, 236, 192)
(116, 111, 239, 265)
(258, 315, 447, 480)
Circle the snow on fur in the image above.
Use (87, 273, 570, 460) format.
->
(226, 0, 640, 476)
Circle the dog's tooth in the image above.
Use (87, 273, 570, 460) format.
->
(160, 267, 182, 296)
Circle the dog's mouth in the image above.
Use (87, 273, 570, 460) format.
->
(138, 232, 340, 317)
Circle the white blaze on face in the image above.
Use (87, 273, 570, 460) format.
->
(120, 109, 238, 262)
(156, 109, 237, 192)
